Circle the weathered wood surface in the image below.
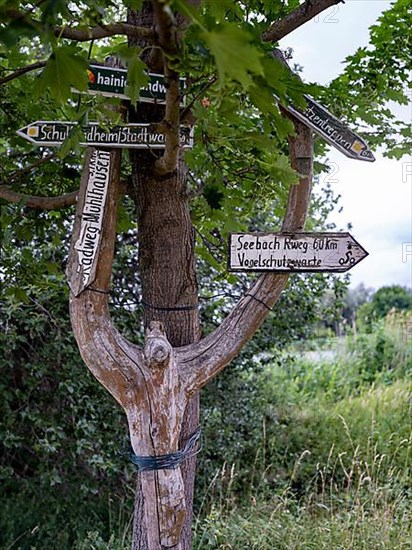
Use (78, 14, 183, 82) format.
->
(66, 148, 112, 296)
(228, 232, 368, 272)
(68, 116, 313, 549)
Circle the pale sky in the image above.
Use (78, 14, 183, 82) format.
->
(280, 0, 412, 291)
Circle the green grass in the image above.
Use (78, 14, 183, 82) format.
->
(193, 314, 412, 549)
(194, 501, 412, 549)
(193, 378, 412, 548)
(2, 314, 411, 548)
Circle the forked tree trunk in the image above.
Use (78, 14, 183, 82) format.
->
(125, 1, 201, 541)
(127, 2, 203, 543)
(67, 37, 313, 549)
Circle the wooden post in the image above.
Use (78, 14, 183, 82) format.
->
(282, 111, 313, 232)
(67, 149, 192, 547)
(130, 322, 187, 547)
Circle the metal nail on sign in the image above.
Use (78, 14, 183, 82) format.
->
(229, 232, 368, 273)
(285, 95, 375, 162)
(17, 121, 194, 149)
(66, 149, 111, 296)
(85, 64, 186, 105)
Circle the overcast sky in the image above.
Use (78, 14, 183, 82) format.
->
(280, 0, 412, 291)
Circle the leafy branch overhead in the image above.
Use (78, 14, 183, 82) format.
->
(0, 0, 410, 217)
(0, 0, 341, 175)
(1, 3, 410, 548)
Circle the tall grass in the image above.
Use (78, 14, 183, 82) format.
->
(194, 313, 412, 548)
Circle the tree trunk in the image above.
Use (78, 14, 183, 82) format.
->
(130, 154, 201, 549)
(65, 7, 313, 548)
(67, 120, 313, 550)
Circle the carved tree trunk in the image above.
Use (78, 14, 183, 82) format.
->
(127, 2, 202, 544)
(66, 27, 313, 547)
(130, 155, 201, 549)
(67, 146, 202, 549)
(67, 116, 312, 550)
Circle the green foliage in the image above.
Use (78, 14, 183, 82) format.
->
(0, 0, 313, 276)
(202, 24, 264, 89)
(1, 296, 411, 547)
(36, 45, 89, 102)
(371, 285, 412, 316)
(0, 282, 136, 549)
(323, 0, 412, 159)
(2, 0, 407, 275)
(0, 290, 130, 487)
(194, 317, 412, 548)
(115, 44, 148, 104)
(194, 498, 412, 549)
(0, 1, 411, 547)
(357, 285, 412, 329)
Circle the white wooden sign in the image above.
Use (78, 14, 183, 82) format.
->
(17, 121, 194, 149)
(67, 149, 111, 296)
(285, 96, 375, 162)
(229, 232, 368, 273)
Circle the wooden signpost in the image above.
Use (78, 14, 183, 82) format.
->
(17, 121, 194, 149)
(229, 232, 368, 273)
(284, 95, 375, 162)
(85, 64, 186, 105)
(273, 48, 375, 162)
(66, 149, 112, 296)
(61, 52, 371, 550)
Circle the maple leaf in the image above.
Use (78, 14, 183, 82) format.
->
(202, 24, 264, 89)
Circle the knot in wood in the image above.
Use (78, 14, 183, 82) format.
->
(144, 321, 172, 368)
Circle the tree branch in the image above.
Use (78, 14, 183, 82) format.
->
(4, 9, 156, 42)
(154, 66, 181, 176)
(67, 148, 145, 406)
(0, 153, 76, 209)
(262, 0, 344, 43)
(4, 153, 56, 184)
(177, 119, 313, 393)
(0, 187, 78, 209)
(55, 22, 155, 42)
(0, 61, 46, 86)
(151, 0, 182, 176)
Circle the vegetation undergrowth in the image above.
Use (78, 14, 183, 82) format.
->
(1, 312, 411, 549)
(194, 312, 412, 549)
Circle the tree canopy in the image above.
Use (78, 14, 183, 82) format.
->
(0, 0, 410, 304)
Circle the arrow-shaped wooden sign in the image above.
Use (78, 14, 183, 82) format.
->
(84, 64, 186, 105)
(229, 232, 368, 273)
(272, 49, 375, 162)
(284, 95, 375, 162)
(17, 121, 194, 149)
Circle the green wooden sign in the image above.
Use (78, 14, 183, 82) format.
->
(85, 64, 186, 105)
